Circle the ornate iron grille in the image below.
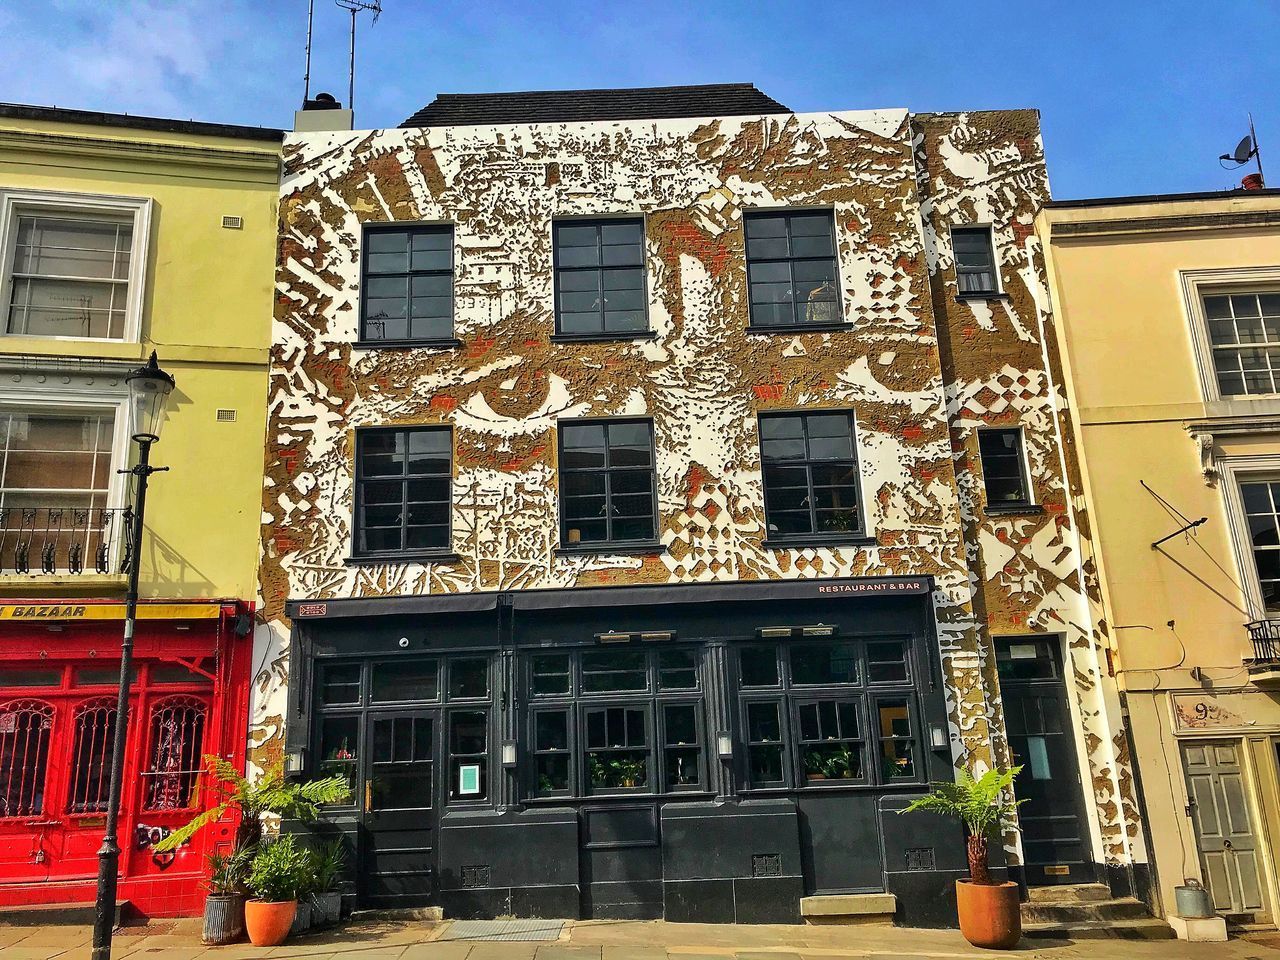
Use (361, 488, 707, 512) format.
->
(0, 699, 54, 818)
(142, 697, 207, 811)
(1247, 619, 1280, 662)
(67, 698, 117, 813)
(0, 506, 128, 576)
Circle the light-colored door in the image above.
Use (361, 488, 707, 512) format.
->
(1182, 740, 1264, 915)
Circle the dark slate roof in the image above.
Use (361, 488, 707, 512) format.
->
(401, 83, 789, 128)
(0, 102, 283, 142)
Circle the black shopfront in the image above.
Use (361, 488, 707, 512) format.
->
(284, 576, 979, 926)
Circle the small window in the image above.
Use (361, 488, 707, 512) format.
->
(532, 709, 571, 795)
(582, 649, 647, 693)
(370, 659, 438, 703)
(559, 419, 657, 546)
(875, 699, 918, 782)
(662, 703, 702, 791)
(449, 659, 488, 699)
(745, 701, 785, 786)
(584, 706, 649, 792)
(978, 428, 1032, 509)
(317, 714, 359, 795)
(4, 209, 138, 340)
(744, 211, 841, 328)
(531, 654, 571, 696)
(740, 646, 780, 687)
(361, 225, 453, 343)
(449, 710, 488, 801)
(790, 642, 859, 686)
(355, 426, 452, 556)
(658, 649, 698, 690)
(1242, 480, 1280, 611)
(149, 663, 213, 685)
(994, 638, 1060, 682)
(74, 666, 136, 686)
(319, 663, 362, 705)
(797, 699, 863, 783)
(951, 226, 998, 295)
(760, 412, 862, 540)
(554, 219, 647, 335)
(866, 641, 909, 684)
(1205, 292, 1280, 396)
(1, 667, 63, 687)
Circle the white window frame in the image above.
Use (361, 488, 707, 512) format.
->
(0, 188, 153, 344)
(1218, 455, 1280, 621)
(1180, 265, 1280, 403)
(949, 223, 1004, 297)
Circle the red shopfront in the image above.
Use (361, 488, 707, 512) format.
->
(0, 599, 253, 917)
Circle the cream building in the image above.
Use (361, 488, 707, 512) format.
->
(1040, 186, 1280, 927)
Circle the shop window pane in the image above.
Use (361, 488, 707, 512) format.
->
(536, 711, 569, 751)
(0, 700, 53, 816)
(802, 741, 862, 781)
(747, 701, 781, 743)
(1, 667, 63, 687)
(371, 771, 432, 810)
(866, 641, 909, 683)
(581, 649, 647, 692)
(877, 699, 917, 781)
(320, 663, 362, 705)
(531, 654, 571, 695)
(658, 649, 698, 689)
(318, 715, 359, 796)
(149, 663, 213, 685)
(142, 697, 207, 811)
(740, 646, 779, 687)
(449, 710, 488, 801)
(67, 700, 116, 813)
(748, 745, 784, 785)
(584, 706, 648, 791)
(790, 643, 859, 685)
(536, 753, 569, 793)
(371, 659, 439, 703)
(663, 704, 701, 789)
(74, 666, 136, 686)
(449, 658, 488, 699)
(451, 711, 487, 754)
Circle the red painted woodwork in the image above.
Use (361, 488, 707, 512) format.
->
(0, 600, 253, 917)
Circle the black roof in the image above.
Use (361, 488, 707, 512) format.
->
(401, 83, 789, 128)
(1045, 186, 1280, 208)
(0, 102, 283, 142)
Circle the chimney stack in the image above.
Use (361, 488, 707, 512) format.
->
(294, 92, 353, 132)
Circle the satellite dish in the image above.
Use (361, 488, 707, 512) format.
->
(1233, 135, 1255, 163)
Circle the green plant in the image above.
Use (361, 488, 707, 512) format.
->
(588, 754, 647, 788)
(155, 755, 350, 854)
(898, 766, 1023, 884)
(310, 839, 346, 895)
(246, 835, 311, 903)
(206, 846, 253, 895)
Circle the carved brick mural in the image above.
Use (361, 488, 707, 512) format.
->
(256, 106, 1141, 869)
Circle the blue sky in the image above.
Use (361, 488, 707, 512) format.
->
(1, 0, 1275, 199)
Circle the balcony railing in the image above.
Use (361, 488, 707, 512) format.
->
(1246, 619, 1280, 664)
(0, 506, 129, 576)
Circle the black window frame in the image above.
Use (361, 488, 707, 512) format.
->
(352, 425, 454, 561)
(951, 225, 999, 297)
(759, 410, 866, 545)
(977, 427, 1034, 512)
(557, 417, 659, 550)
(552, 217, 650, 339)
(744, 209, 845, 331)
(358, 223, 458, 347)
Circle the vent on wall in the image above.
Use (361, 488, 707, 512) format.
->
(221, 215, 243, 230)
(216, 408, 237, 422)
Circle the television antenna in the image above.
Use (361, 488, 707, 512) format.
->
(336, 0, 383, 113)
(1219, 113, 1265, 185)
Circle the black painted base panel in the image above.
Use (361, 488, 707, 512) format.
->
(438, 885, 581, 920)
(664, 877, 804, 924)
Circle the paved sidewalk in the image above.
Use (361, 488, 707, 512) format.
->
(0, 917, 1276, 960)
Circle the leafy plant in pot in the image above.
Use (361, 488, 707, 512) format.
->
(308, 840, 346, 927)
(244, 835, 311, 946)
(201, 848, 252, 945)
(900, 766, 1024, 950)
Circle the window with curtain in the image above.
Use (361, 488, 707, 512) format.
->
(951, 226, 998, 295)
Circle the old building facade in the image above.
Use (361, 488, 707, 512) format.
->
(1040, 187, 1280, 927)
(0, 103, 280, 915)
(255, 85, 1144, 924)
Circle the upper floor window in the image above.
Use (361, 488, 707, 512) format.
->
(1, 190, 151, 342)
(361, 225, 453, 344)
(553, 219, 647, 336)
(1204, 291, 1280, 397)
(558, 419, 657, 547)
(745, 211, 842, 328)
(978, 427, 1032, 509)
(1241, 479, 1280, 612)
(759, 411, 862, 541)
(353, 426, 451, 557)
(951, 226, 998, 295)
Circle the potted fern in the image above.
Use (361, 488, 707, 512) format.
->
(900, 766, 1024, 949)
(154, 755, 349, 944)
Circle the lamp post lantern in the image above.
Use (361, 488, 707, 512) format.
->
(91, 351, 175, 960)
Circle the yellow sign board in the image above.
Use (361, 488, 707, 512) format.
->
(0, 603, 221, 621)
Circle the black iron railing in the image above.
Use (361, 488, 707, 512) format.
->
(1246, 619, 1280, 663)
(0, 506, 129, 576)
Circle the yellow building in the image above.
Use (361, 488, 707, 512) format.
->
(1040, 186, 1280, 930)
(0, 103, 279, 915)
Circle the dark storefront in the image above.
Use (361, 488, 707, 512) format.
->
(285, 577, 978, 926)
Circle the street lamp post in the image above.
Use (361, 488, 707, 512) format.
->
(91, 352, 176, 960)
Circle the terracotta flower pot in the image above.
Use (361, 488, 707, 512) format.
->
(955, 879, 1020, 949)
(245, 899, 297, 947)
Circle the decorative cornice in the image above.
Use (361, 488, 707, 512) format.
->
(1186, 414, 1280, 486)
(0, 128, 281, 177)
(1051, 208, 1280, 239)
